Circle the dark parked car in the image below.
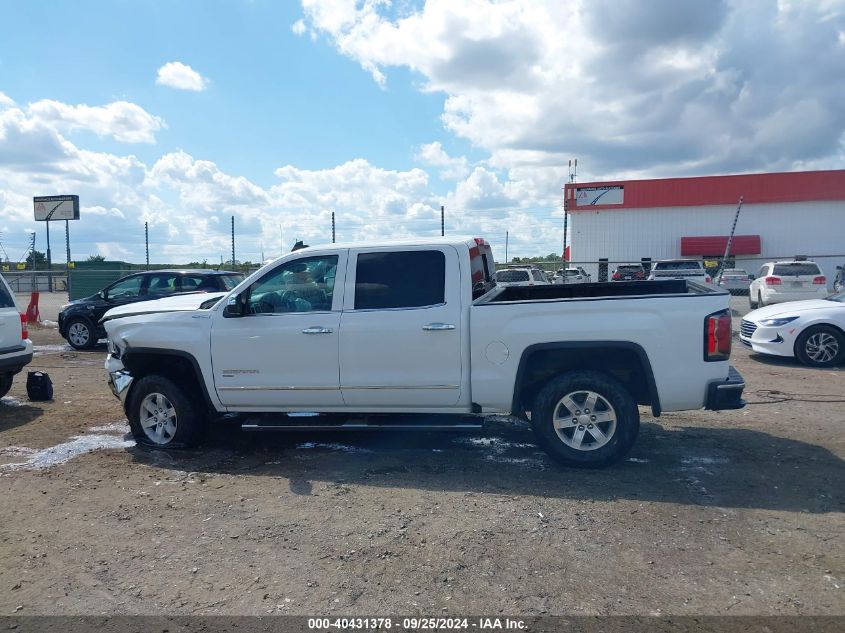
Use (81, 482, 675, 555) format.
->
(58, 269, 243, 350)
(611, 264, 646, 281)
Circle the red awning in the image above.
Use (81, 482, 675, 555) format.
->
(680, 235, 761, 256)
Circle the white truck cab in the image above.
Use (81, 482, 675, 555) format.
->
(0, 274, 33, 399)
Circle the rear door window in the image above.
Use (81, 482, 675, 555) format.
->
(354, 250, 445, 310)
(0, 279, 14, 308)
(146, 273, 178, 296)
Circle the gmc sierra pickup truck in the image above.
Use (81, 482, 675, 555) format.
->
(103, 237, 745, 467)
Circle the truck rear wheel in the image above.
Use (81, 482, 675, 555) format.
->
(127, 375, 204, 448)
(531, 370, 639, 468)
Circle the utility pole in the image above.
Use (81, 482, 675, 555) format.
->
(230, 216, 235, 267)
(332, 211, 336, 243)
(717, 196, 744, 278)
(441, 205, 445, 237)
(144, 222, 149, 270)
(505, 231, 509, 264)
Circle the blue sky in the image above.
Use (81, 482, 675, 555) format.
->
(0, 1, 843, 263)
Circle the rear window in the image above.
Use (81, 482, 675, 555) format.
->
(616, 265, 643, 273)
(654, 261, 702, 270)
(0, 278, 15, 308)
(772, 263, 821, 276)
(723, 269, 747, 275)
(496, 270, 530, 282)
(355, 250, 445, 310)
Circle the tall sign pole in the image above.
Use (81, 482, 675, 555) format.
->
(332, 211, 336, 243)
(505, 231, 509, 264)
(144, 222, 150, 269)
(441, 205, 445, 237)
(65, 220, 71, 266)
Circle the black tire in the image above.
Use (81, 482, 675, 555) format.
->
(0, 374, 12, 400)
(749, 292, 758, 309)
(794, 325, 845, 368)
(127, 375, 204, 448)
(65, 317, 96, 350)
(531, 370, 640, 468)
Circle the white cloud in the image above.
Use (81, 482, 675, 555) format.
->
(415, 142, 469, 180)
(298, 0, 845, 179)
(26, 99, 165, 144)
(155, 61, 210, 91)
(291, 19, 307, 35)
(0, 92, 15, 108)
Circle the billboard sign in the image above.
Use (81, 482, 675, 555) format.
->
(574, 186, 624, 206)
(34, 195, 80, 221)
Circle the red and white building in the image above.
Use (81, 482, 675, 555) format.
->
(563, 169, 845, 285)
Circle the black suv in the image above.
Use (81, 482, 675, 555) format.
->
(58, 269, 243, 350)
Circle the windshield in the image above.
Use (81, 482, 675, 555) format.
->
(773, 263, 820, 276)
(220, 274, 244, 290)
(496, 270, 530, 282)
(654, 261, 701, 270)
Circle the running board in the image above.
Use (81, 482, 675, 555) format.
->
(240, 413, 483, 432)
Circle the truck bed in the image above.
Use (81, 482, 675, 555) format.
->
(480, 279, 704, 303)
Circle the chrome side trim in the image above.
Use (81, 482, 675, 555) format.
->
(217, 385, 339, 391)
(342, 384, 460, 390)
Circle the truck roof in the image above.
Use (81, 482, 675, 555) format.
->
(274, 236, 486, 255)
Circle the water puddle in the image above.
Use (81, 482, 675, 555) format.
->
(295, 441, 374, 454)
(0, 422, 135, 471)
(0, 396, 25, 407)
(32, 344, 74, 356)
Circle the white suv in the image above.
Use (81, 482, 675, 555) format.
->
(494, 267, 550, 287)
(0, 274, 33, 399)
(749, 260, 829, 308)
(647, 260, 710, 284)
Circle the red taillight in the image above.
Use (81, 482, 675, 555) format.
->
(764, 276, 781, 285)
(705, 276, 712, 284)
(813, 276, 826, 285)
(705, 310, 732, 361)
(20, 313, 28, 340)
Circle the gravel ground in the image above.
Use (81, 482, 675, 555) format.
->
(0, 295, 842, 616)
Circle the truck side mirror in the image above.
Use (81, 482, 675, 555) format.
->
(223, 293, 246, 317)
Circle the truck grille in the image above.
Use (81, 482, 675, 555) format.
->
(740, 319, 757, 339)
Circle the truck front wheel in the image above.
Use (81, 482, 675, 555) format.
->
(531, 370, 639, 468)
(127, 375, 204, 448)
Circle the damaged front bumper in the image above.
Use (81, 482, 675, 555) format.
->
(107, 369, 134, 405)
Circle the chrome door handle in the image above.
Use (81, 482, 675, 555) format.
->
(422, 323, 456, 331)
(302, 326, 333, 334)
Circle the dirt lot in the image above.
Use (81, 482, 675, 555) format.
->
(0, 294, 842, 616)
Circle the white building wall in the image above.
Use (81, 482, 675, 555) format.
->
(570, 200, 845, 286)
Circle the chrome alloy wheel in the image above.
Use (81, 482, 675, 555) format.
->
(805, 332, 840, 364)
(67, 322, 90, 347)
(552, 390, 617, 451)
(139, 392, 178, 445)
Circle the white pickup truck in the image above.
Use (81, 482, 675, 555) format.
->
(103, 237, 744, 467)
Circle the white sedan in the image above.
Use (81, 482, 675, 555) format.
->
(740, 291, 845, 367)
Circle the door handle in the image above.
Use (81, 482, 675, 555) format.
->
(422, 323, 456, 331)
(301, 326, 333, 334)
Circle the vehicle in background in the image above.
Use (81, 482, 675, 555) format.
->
(611, 264, 646, 281)
(58, 269, 244, 350)
(553, 267, 591, 284)
(834, 265, 844, 293)
(647, 260, 710, 284)
(103, 236, 744, 468)
(715, 269, 752, 295)
(741, 291, 845, 367)
(0, 273, 32, 399)
(493, 267, 551, 287)
(748, 260, 828, 309)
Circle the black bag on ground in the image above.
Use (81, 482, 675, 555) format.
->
(27, 371, 53, 401)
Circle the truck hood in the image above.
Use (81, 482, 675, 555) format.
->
(746, 299, 840, 320)
(101, 292, 226, 322)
